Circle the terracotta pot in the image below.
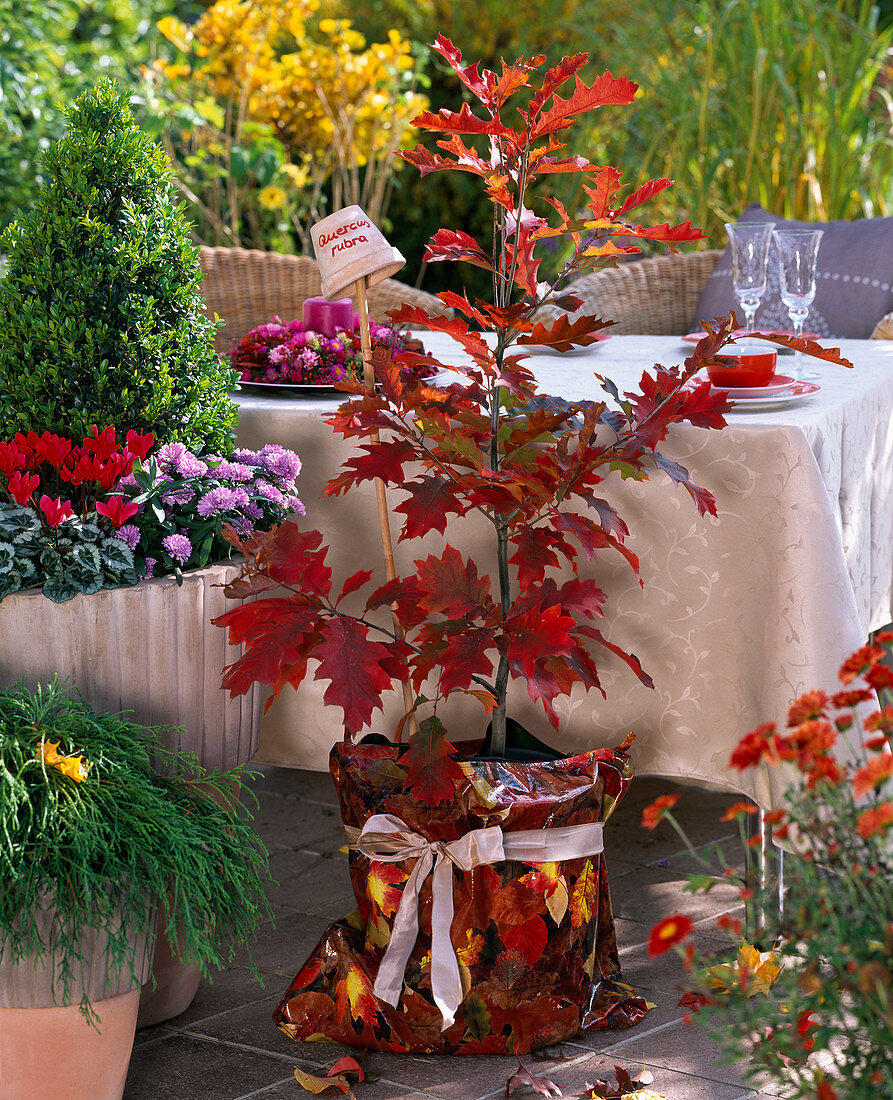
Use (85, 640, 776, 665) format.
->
(1, 990, 141, 1100)
(0, 561, 263, 1024)
(0, 894, 154, 1100)
(273, 739, 649, 1054)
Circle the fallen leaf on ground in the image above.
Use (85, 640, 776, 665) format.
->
(586, 1064, 664, 1098)
(702, 940, 781, 997)
(677, 989, 710, 1010)
(293, 1066, 353, 1095)
(506, 1059, 563, 1096)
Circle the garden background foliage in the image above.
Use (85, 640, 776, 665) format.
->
(2, 0, 891, 302)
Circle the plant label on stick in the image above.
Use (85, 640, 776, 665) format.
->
(310, 206, 415, 732)
(311, 205, 405, 302)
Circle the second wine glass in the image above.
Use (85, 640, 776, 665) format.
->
(773, 228, 823, 381)
(725, 221, 775, 334)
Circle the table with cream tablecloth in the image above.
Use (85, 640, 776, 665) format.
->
(234, 333, 893, 809)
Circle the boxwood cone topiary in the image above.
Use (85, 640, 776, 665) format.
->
(0, 79, 237, 452)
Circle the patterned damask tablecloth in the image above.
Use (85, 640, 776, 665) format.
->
(234, 334, 893, 808)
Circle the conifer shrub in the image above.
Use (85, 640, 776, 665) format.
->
(0, 79, 237, 452)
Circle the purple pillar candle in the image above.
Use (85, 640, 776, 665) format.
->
(302, 296, 355, 337)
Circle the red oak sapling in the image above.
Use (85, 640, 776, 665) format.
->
(215, 38, 850, 802)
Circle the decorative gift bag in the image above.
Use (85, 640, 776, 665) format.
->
(273, 740, 648, 1054)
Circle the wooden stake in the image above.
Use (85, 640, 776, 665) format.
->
(355, 278, 417, 734)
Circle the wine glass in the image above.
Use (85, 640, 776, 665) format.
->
(773, 228, 823, 381)
(724, 221, 775, 335)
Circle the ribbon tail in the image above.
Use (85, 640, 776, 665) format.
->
(372, 850, 432, 1007)
(430, 856, 463, 1031)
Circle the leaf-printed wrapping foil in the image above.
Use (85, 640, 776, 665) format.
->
(273, 740, 649, 1054)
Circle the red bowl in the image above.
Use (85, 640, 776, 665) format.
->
(706, 345, 777, 388)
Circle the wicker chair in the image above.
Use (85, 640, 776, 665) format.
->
(535, 250, 723, 335)
(535, 246, 893, 339)
(198, 245, 448, 355)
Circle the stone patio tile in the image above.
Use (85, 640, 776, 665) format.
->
(226, 908, 332, 979)
(124, 1033, 296, 1100)
(266, 848, 355, 916)
(246, 763, 339, 803)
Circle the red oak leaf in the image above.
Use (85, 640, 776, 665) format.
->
(256, 522, 333, 596)
(519, 313, 612, 351)
(366, 862, 409, 923)
(533, 71, 638, 137)
(430, 35, 497, 104)
(415, 545, 497, 621)
(336, 569, 374, 603)
(504, 604, 576, 677)
(422, 227, 496, 269)
(313, 617, 396, 732)
(394, 475, 466, 540)
(615, 177, 675, 217)
(325, 439, 418, 494)
(506, 1060, 563, 1097)
(396, 715, 464, 804)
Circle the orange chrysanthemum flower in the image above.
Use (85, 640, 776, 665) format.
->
(787, 690, 828, 727)
(839, 644, 884, 684)
(720, 801, 758, 822)
(641, 793, 679, 830)
(647, 914, 694, 957)
(852, 752, 893, 799)
(729, 723, 780, 770)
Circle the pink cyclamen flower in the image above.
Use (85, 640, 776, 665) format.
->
(7, 470, 40, 505)
(96, 496, 140, 527)
(39, 495, 75, 527)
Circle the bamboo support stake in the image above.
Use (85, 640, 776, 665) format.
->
(355, 278, 417, 733)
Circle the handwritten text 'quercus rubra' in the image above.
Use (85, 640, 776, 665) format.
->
(317, 218, 371, 256)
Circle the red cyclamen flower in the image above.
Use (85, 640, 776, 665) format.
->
(83, 425, 118, 461)
(0, 440, 26, 477)
(39, 495, 75, 527)
(7, 470, 40, 505)
(648, 914, 694, 957)
(95, 496, 139, 527)
(33, 431, 72, 468)
(125, 430, 155, 461)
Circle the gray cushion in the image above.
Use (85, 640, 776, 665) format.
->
(690, 203, 893, 339)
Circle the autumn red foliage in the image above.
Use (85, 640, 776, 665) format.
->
(216, 37, 851, 801)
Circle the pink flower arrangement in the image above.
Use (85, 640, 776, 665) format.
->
(230, 316, 431, 386)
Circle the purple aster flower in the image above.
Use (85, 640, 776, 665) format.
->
(196, 486, 238, 517)
(117, 471, 139, 489)
(139, 557, 157, 580)
(114, 523, 141, 550)
(229, 448, 265, 468)
(156, 442, 187, 472)
(255, 479, 288, 507)
(161, 486, 195, 506)
(162, 533, 193, 564)
(288, 495, 306, 517)
(212, 459, 254, 483)
(243, 501, 263, 520)
(259, 446, 302, 482)
(178, 453, 208, 478)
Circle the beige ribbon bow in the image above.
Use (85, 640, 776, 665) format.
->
(355, 812, 605, 1030)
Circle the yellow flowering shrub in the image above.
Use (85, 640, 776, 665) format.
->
(153, 1, 426, 251)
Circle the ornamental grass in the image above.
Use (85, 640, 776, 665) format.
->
(0, 680, 273, 1016)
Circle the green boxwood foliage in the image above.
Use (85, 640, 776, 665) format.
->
(0, 79, 237, 451)
(0, 680, 272, 1015)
